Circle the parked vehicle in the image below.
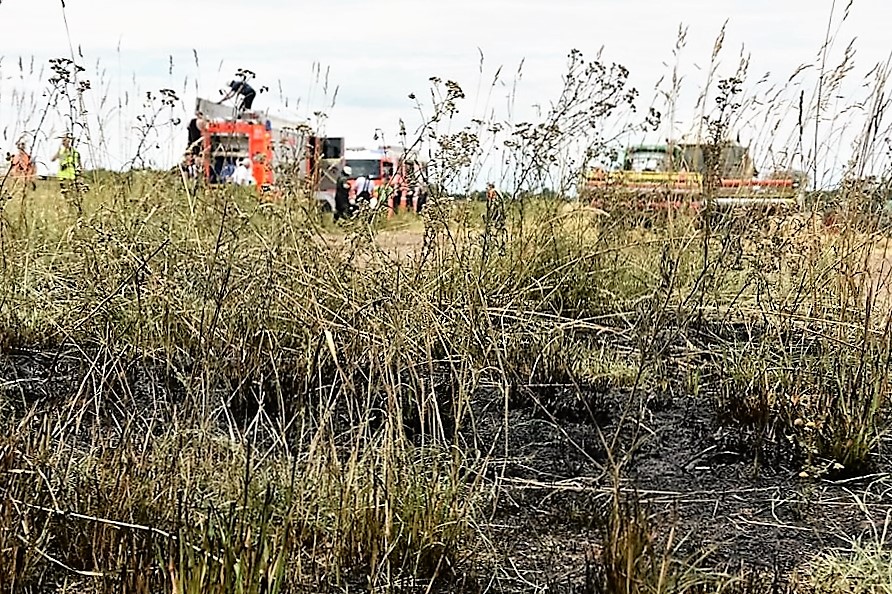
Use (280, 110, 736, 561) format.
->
(581, 141, 803, 213)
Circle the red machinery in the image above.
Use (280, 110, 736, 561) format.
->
(201, 118, 274, 187)
(190, 98, 344, 193)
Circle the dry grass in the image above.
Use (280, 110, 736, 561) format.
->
(1, 171, 890, 593)
(3, 20, 892, 592)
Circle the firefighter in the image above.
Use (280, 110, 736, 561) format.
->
(375, 174, 394, 211)
(333, 165, 353, 221)
(51, 134, 83, 214)
(186, 112, 205, 156)
(52, 135, 81, 185)
(218, 79, 257, 114)
(7, 141, 37, 191)
(486, 182, 500, 201)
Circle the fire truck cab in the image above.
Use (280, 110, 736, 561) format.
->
(343, 146, 427, 195)
(344, 147, 396, 186)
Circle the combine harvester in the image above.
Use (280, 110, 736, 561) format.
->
(190, 98, 345, 205)
(581, 142, 804, 216)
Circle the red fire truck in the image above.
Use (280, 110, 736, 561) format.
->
(189, 98, 344, 195)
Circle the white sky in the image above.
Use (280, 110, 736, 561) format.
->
(1, 0, 891, 187)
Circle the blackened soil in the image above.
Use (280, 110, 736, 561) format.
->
(3, 341, 891, 593)
(463, 376, 892, 592)
(0, 345, 186, 437)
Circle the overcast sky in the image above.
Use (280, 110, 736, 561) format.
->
(1, 0, 891, 186)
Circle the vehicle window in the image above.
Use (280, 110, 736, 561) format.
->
(344, 159, 380, 179)
(629, 151, 668, 172)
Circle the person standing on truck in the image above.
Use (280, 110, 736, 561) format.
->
(218, 79, 257, 114)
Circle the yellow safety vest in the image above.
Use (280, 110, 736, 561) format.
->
(58, 147, 80, 180)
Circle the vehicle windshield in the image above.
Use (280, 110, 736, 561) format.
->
(628, 150, 669, 172)
(345, 159, 381, 179)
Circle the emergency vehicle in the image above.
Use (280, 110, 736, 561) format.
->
(580, 142, 803, 212)
(343, 146, 428, 197)
(191, 98, 344, 198)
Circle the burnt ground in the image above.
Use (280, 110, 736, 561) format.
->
(461, 371, 892, 592)
(2, 335, 891, 594)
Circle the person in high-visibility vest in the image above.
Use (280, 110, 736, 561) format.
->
(52, 135, 81, 182)
(52, 135, 83, 214)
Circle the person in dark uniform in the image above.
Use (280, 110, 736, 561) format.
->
(186, 112, 205, 155)
(218, 80, 256, 113)
(334, 165, 353, 221)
